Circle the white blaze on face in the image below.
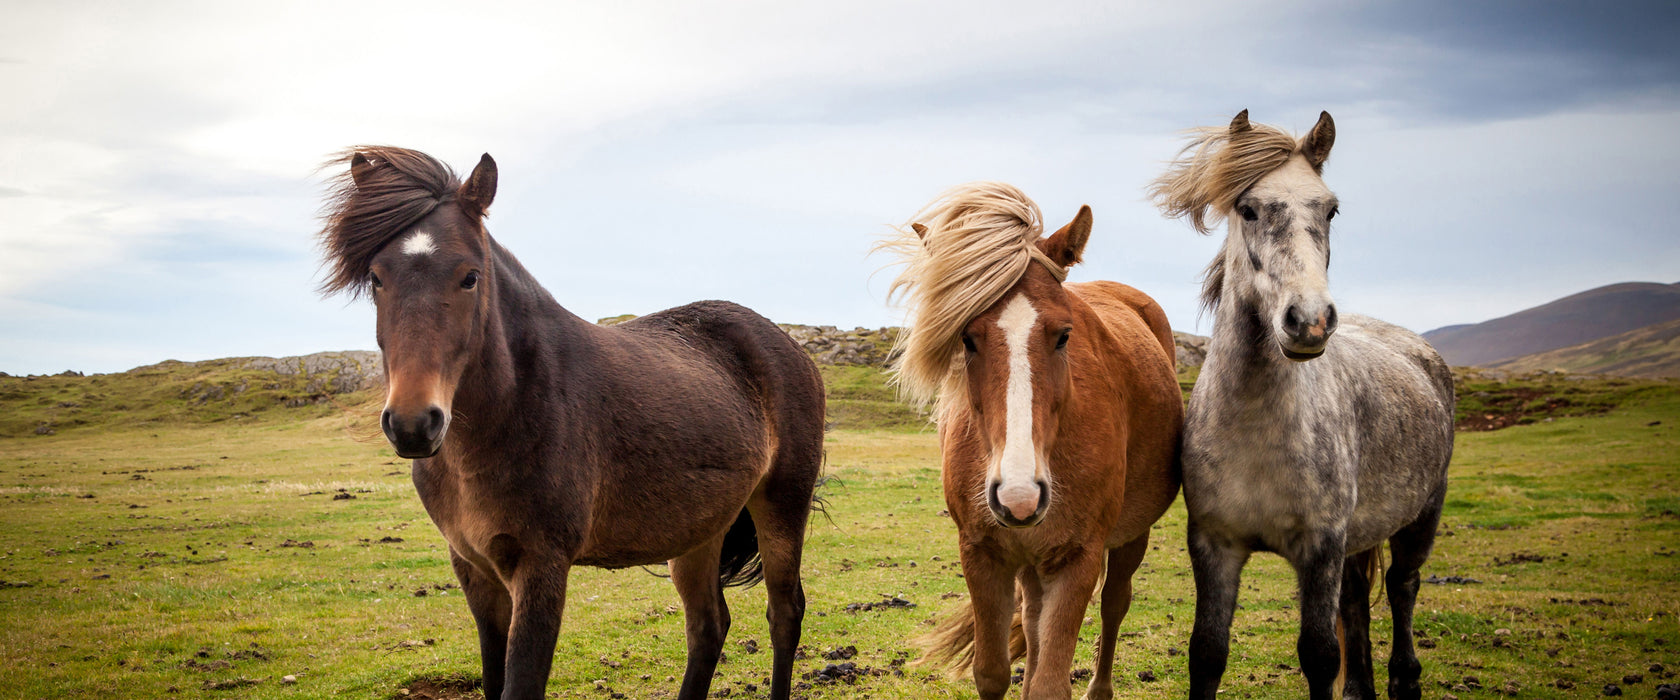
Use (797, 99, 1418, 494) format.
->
(401, 231, 437, 256)
(993, 294, 1044, 520)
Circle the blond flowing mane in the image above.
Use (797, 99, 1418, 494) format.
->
(877, 181, 1066, 421)
(1148, 112, 1305, 311)
(1147, 117, 1300, 235)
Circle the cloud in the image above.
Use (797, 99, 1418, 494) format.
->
(0, 0, 1677, 372)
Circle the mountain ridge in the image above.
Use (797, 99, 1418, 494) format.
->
(1422, 281, 1680, 366)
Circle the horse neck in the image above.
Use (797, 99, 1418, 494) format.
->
(449, 238, 593, 446)
(1050, 289, 1136, 446)
(1204, 265, 1299, 402)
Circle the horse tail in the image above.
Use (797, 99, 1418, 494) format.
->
(717, 508, 764, 588)
(911, 589, 1028, 679)
(1366, 543, 1386, 607)
(1335, 545, 1388, 697)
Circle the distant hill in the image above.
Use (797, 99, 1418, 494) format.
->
(1488, 318, 1680, 378)
(0, 351, 380, 438)
(1423, 282, 1680, 366)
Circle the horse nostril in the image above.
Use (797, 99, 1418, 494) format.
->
(1283, 305, 1308, 336)
(380, 409, 395, 438)
(425, 406, 446, 441)
(1324, 305, 1339, 334)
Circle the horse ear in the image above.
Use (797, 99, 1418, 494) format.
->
(349, 152, 377, 189)
(1039, 205, 1093, 269)
(1229, 109, 1251, 134)
(910, 223, 928, 241)
(1300, 111, 1335, 172)
(461, 153, 497, 216)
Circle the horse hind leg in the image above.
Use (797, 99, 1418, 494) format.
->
(670, 536, 731, 700)
(747, 490, 813, 700)
(745, 359, 825, 700)
(1386, 497, 1444, 700)
(1085, 533, 1149, 700)
(1337, 547, 1380, 699)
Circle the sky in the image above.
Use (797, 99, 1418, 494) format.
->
(1, 0, 1677, 375)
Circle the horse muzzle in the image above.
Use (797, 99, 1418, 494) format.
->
(382, 406, 449, 459)
(1278, 302, 1338, 362)
(987, 479, 1050, 528)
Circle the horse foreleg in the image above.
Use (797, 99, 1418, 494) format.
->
(500, 551, 569, 700)
(1188, 522, 1249, 700)
(451, 549, 512, 699)
(1085, 534, 1148, 700)
(961, 545, 1018, 700)
(1023, 549, 1104, 700)
(670, 536, 731, 700)
(1385, 498, 1442, 700)
(1338, 548, 1379, 699)
(1293, 535, 1347, 700)
(1017, 567, 1045, 698)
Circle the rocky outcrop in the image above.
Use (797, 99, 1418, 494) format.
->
(594, 315, 1208, 372)
(243, 351, 382, 394)
(1173, 332, 1209, 371)
(783, 326, 896, 367)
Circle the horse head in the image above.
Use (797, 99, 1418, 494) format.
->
(1226, 111, 1341, 360)
(332, 149, 499, 458)
(957, 206, 1090, 527)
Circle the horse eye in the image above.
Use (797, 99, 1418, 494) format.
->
(1238, 205, 1258, 222)
(1055, 329, 1070, 350)
(962, 334, 977, 353)
(369, 272, 383, 289)
(461, 271, 479, 290)
(1327, 206, 1339, 221)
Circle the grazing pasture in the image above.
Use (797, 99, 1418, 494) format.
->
(0, 362, 1675, 698)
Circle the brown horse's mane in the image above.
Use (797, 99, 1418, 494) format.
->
(317, 146, 463, 298)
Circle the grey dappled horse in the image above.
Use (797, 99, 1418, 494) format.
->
(1150, 110, 1455, 700)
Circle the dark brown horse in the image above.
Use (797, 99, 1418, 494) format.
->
(883, 183, 1182, 700)
(316, 147, 826, 700)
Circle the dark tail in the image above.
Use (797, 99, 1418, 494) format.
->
(718, 509, 765, 588)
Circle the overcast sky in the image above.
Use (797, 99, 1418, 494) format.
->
(2, 0, 1677, 374)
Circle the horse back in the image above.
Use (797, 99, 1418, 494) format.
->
(617, 300, 825, 435)
(1068, 281, 1177, 368)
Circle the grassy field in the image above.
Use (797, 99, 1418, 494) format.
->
(0, 365, 1676, 699)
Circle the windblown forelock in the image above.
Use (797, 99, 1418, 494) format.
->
(1148, 120, 1302, 311)
(876, 181, 1063, 424)
(316, 146, 462, 299)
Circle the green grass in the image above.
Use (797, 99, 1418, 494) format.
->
(0, 371, 1676, 698)
(819, 365, 928, 432)
(1449, 368, 1666, 430)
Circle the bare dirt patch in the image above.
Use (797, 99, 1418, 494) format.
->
(394, 673, 482, 700)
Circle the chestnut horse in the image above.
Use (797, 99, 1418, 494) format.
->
(884, 183, 1182, 700)
(316, 147, 825, 700)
